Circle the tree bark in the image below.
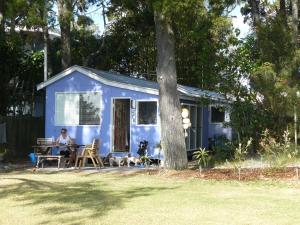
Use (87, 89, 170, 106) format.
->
(248, 0, 260, 27)
(279, 0, 286, 15)
(101, 0, 107, 27)
(154, 10, 188, 170)
(291, 0, 298, 43)
(43, 0, 48, 81)
(0, 0, 5, 33)
(57, 0, 72, 69)
(294, 105, 298, 152)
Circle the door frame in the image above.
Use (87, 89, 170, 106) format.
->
(110, 97, 132, 153)
(181, 103, 203, 151)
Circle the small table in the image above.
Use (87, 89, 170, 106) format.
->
(36, 155, 64, 169)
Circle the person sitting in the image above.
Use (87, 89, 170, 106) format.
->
(56, 128, 72, 157)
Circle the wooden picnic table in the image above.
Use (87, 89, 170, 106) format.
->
(34, 143, 86, 168)
(36, 155, 64, 169)
(33, 144, 85, 153)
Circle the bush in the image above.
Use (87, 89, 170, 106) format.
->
(211, 135, 235, 162)
(259, 129, 298, 167)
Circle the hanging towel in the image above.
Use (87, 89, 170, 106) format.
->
(0, 123, 7, 144)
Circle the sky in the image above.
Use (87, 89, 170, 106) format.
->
(229, 4, 251, 38)
(82, 4, 105, 34)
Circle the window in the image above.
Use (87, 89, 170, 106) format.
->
(211, 106, 225, 123)
(137, 101, 157, 125)
(55, 92, 101, 125)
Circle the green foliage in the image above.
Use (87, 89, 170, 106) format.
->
(233, 137, 252, 180)
(256, 15, 295, 73)
(259, 129, 298, 167)
(106, 0, 237, 91)
(234, 138, 252, 163)
(211, 135, 235, 162)
(227, 7, 300, 145)
(0, 33, 43, 115)
(193, 148, 209, 168)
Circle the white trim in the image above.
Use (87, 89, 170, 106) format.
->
(180, 102, 197, 107)
(54, 91, 102, 126)
(111, 97, 132, 153)
(37, 65, 159, 95)
(136, 99, 159, 126)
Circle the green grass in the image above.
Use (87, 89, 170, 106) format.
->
(1, 170, 300, 225)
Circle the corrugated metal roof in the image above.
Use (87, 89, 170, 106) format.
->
(83, 66, 228, 102)
(37, 65, 230, 102)
(83, 67, 159, 90)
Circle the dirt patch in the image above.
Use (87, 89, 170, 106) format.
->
(145, 167, 300, 181)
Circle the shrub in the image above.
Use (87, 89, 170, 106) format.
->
(211, 135, 235, 162)
(193, 148, 209, 175)
(234, 138, 253, 180)
(258, 129, 297, 167)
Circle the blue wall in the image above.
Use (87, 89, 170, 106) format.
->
(45, 70, 232, 156)
(45, 71, 160, 156)
(203, 106, 232, 143)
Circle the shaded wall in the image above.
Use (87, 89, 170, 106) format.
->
(0, 116, 44, 158)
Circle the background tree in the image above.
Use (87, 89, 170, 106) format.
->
(57, 0, 73, 69)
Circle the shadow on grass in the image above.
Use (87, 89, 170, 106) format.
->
(0, 174, 175, 224)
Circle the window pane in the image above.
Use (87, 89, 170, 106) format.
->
(138, 101, 157, 125)
(79, 92, 101, 125)
(211, 106, 225, 123)
(55, 93, 79, 125)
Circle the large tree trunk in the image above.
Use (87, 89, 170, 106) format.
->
(0, 0, 5, 33)
(291, 0, 298, 43)
(101, 0, 107, 27)
(248, 0, 260, 27)
(57, 0, 72, 69)
(43, 0, 48, 81)
(279, 0, 286, 18)
(291, 0, 299, 149)
(154, 10, 188, 170)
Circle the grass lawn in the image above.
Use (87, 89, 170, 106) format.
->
(1, 170, 300, 225)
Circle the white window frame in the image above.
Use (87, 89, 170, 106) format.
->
(136, 99, 159, 126)
(209, 104, 226, 124)
(55, 91, 102, 126)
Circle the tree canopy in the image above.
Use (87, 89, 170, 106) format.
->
(1, 0, 300, 163)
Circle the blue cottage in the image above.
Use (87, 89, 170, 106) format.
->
(37, 65, 232, 157)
